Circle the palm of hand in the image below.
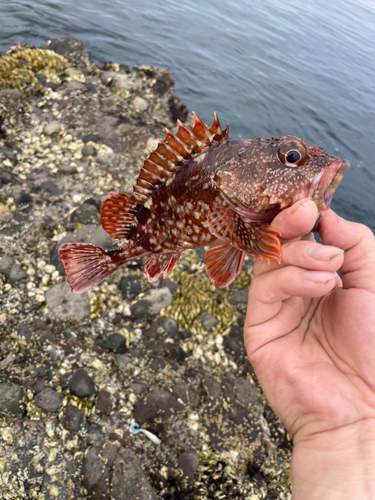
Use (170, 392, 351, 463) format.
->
(244, 200, 375, 445)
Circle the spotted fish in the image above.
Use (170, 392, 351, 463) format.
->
(59, 113, 350, 293)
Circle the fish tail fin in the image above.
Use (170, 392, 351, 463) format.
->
(58, 243, 123, 294)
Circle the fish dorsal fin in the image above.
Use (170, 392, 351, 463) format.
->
(133, 113, 229, 202)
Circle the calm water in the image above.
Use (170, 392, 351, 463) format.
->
(1, 0, 375, 229)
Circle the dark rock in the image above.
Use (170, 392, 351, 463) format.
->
(173, 381, 188, 404)
(82, 133, 101, 144)
(178, 449, 199, 490)
(58, 164, 77, 175)
(133, 386, 183, 426)
(153, 68, 174, 95)
(15, 323, 32, 343)
(82, 445, 109, 500)
(115, 354, 132, 372)
(144, 317, 179, 339)
(62, 406, 84, 432)
(45, 37, 92, 71)
(161, 277, 178, 294)
(45, 282, 90, 320)
(223, 324, 247, 362)
(169, 95, 188, 122)
(34, 72, 47, 85)
(118, 275, 142, 300)
(69, 369, 96, 398)
(0, 146, 18, 165)
(69, 202, 99, 224)
(33, 180, 61, 197)
(149, 356, 167, 371)
(50, 224, 112, 274)
(81, 143, 97, 157)
(221, 378, 236, 404)
(66, 80, 86, 92)
(34, 387, 61, 413)
(0, 383, 24, 416)
(0, 89, 23, 111)
(111, 448, 158, 500)
(0, 170, 13, 184)
(86, 77, 101, 92)
(32, 380, 48, 394)
(96, 389, 113, 414)
(100, 333, 126, 353)
(46, 81, 59, 91)
(202, 378, 223, 401)
(235, 378, 258, 407)
(196, 311, 219, 332)
(228, 289, 248, 306)
(102, 443, 118, 467)
(129, 379, 148, 395)
(229, 408, 250, 425)
(16, 192, 32, 212)
(0, 254, 28, 283)
(130, 287, 173, 317)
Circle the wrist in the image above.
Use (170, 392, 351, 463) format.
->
(292, 419, 375, 500)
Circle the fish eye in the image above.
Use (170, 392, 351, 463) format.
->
(278, 141, 309, 167)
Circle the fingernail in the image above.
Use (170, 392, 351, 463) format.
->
(286, 199, 310, 215)
(306, 271, 336, 283)
(307, 245, 344, 261)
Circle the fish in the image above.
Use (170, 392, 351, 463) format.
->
(59, 112, 350, 293)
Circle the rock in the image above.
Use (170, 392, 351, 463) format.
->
(44, 37, 92, 71)
(202, 378, 223, 401)
(100, 71, 114, 86)
(82, 445, 109, 500)
(0, 146, 18, 165)
(58, 164, 77, 175)
(50, 224, 112, 274)
(44, 121, 64, 136)
(133, 96, 148, 112)
(100, 333, 126, 353)
(81, 143, 97, 157)
(152, 68, 174, 95)
(102, 443, 118, 467)
(178, 449, 199, 490)
(129, 379, 148, 395)
(173, 381, 188, 404)
(196, 311, 219, 332)
(145, 317, 179, 339)
(45, 282, 90, 320)
(115, 354, 132, 372)
(16, 192, 32, 213)
(0, 254, 28, 283)
(34, 388, 61, 413)
(0, 382, 24, 416)
(118, 275, 142, 300)
(33, 180, 61, 197)
(223, 324, 247, 362)
(161, 277, 178, 294)
(62, 405, 84, 432)
(69, 202, 99, 225)
(130, 287, 173, 317)
(0, 89, 23, 111)
(235, 379, 258, 407)
(96, 153, 116, 165)
(110, 74, 142, 92)
(1, 169, 14, 185)
(69, 369, 96, 398)
(169, 95, 189, 122)
(228, 289, 248, 306)
(35, 72, 47, 86)
(15, 323, 32, 343)
(66, 80, 86, 91)
(86, 77, 101, 92)
(133, 386, 183, 425)
(82, 133, 101, 144)
(0, 352, 17, 369)
(111, 448, 158, 500)
(96, 389, 113, 414)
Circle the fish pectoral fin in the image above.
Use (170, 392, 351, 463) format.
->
(207, 207, 282, 262)
(144, 252, 181, 283)
(58, 243, 121, 294)
(100, 191, 138, 240)
(204, 244, 245, 288)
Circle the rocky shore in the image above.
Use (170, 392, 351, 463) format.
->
(0, 38, 291, 499)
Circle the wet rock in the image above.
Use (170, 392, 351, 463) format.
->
(86, 76, 101, 92)
(133, 96, 148, 112)
(149, 356, 167, 371)
(100, 333, 126, 353)
(110, 74, 142, 92)
(32, 380, 48, 394)
(96, 153, 116, 165)
(82, 133, 101, 144)
(173, 381, 188, 404)
(102, 443, 118, 467)
(235, 378, 258, 407)
(44, 121, 64, 136)
(0, 254, 28, 283)
(130, 287, 173, 317)
(223, 324, 247, 362)
(45, 37, 92, 71)
(161, 277, 178, 294)
(118, 275, 142, 300)
(33, 180, 61, 197)
(0, 170, 12, 184)
(133, 386, 183, 425)
(66, 80, 86, 91)
(202, 378, 223, 401)
(0, 382, 24, 416)
(115, 354, 132, 372)
(35, 72, 47, 85)
(0, 89, 23, 111)
(50, 224, 112, 274)
(178, 449, 199, 490)
(129, 379, 149, 395)
(100, 71, 114, 86)
(45, 282, 90, 320)
(169, 95, 188, 122)
(144, 317, 179, 339)
(196, 311, 218, 332)
(221, 377, 236, 404)
(82, 143, 97, 157)
(69, 202, 99, 225)
(96, 389, 113, 414)
(16, 192, 32, 213)
(111, 448, 158, 500)
(58, 163, 77, 175)
(82, 445, 109, 500)
(62, 405, 84, 432)
(15, 323, 32, 343)
(34, 387, 61, 413)
(0, 352, 17, 369)
(152, 68, 174, 95)
(228, 289, 248, 306)
(69, 369, 96, 398)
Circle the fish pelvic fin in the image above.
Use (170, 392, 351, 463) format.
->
(59, 243, 123, 294)
(205, 244, 245, 288)
(144, 252, 181, 283)
(100, 192, 139, 240)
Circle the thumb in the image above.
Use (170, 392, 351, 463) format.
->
(318, 210, 375, 292)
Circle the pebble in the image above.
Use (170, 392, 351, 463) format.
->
(69, 202, 99, 225)
(44, 121, 64, 136)
(81, 143, 97, 157)
(178, 449, 199, 490)
(34, 387, 62, 413)
(0, 254, 28, 283)
(86, 76, 101, 91)
(228, 289, 249, 306)
(62, 406, 84, 432)
(69, 369, 96, 398)
(45, 282, 90, 320)
(130, 287, 173, 317)
(145, 317, 179, 339)
(133, 386, 183, 425)
(0, 382, 24, 416)
(118, 275, 142, 300)
(235, 378, 258, 407)
(96, 389, 113, 414)
(202, 378, 223, 401)
(58, 164, 78, 175)
(111, 448, 158, 500)
(100, 333, 126, 353)
(129, 379, 149, 395)
(33, 180, 62, 198)
(15, 323, 33, 343)
(16, 192, 32, 213)
(196, 311, 219, 332)
(66, 80, 86, 91)
(96, 153, 116, 165)
(223, 324, 247, 362)
(115, 354, 132, 372)
(82, 445, 109, 500)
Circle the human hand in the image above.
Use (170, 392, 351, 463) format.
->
(244, 198, 375, 498)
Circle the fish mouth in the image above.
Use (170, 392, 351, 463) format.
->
(309, 159, 350, 213)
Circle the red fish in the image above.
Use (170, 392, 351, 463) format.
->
(59, 113, 350, 293)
